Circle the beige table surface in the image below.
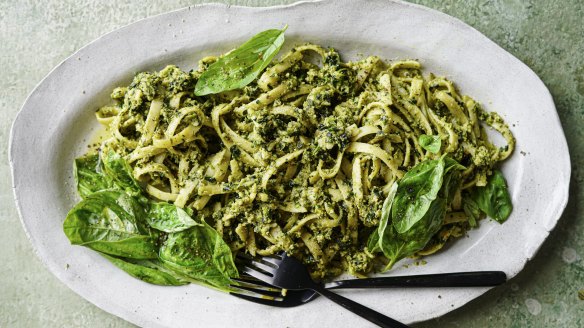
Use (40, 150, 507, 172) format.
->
(1, 0, 583, 327)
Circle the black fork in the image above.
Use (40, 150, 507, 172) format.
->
(231, 267, 506, 307)
(237, 252, 410, 328)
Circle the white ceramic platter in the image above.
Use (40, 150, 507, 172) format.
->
(10, 0, 570, 326)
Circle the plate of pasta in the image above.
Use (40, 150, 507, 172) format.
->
(10, 0, 570, 327)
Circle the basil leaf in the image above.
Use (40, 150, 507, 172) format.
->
(462, 194, 481, 227)
(442, 157, 466, 201)
(366, 229, 380, 253)
(380, 198, 447, 271)
(67, 154, 242, 290)
(368, 183, 398, 253)
(147, 202, 198, 233)
(101, 151, 143, 196)
(101, 254, 188, 286)
(74, 154, 113, 198)
(418, 134, 441, 154)
(391, 158, 446, 233)
(470, 170, 513, 223)
(375, 156, 464, 270)
(159, 221, 238, 291)
(194, 26, 287, 96)
(63, 190, 158, 259)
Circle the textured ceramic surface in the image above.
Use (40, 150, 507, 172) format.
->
(8, 0, 571, 327)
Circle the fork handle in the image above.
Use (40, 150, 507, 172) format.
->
(313, 286, 409, 328)
(324, 271, 506, 289)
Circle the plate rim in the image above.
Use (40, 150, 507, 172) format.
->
(9, 0, 571, 326)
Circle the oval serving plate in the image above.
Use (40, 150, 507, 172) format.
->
(10, 0, 570, 326)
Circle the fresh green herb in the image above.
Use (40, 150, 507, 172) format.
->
(147, 202, 198, 233)
(101, 151, 143, 196)
(391, 157, 447, 233)
(442, 157, 466, 203)
(379, 198, 447, 271)
(159, 222, 239, 291)
(194, 26, 287, 96)
(366, 183, 398, 253)
(368, 156, 464, 271)
(366, 229, 380, 253)
(101, 254, 188, 286)
(418, 134, 441, 154)
(462, 194, 481, 227)
(63, 190, 158, 259)
(74, 154, 113, 198)
(64, 152, 238, 289)
(470, 170, 513, 223)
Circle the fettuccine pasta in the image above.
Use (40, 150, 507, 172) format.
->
(94, 44, 514, 278)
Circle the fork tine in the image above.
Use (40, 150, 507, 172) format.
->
(259, 256, 281, 266)
(231, 282, 283, 297)
(249, 259, 277, 274)
(230, 273, 286, 303)
(233, 276, 282, 293)
(230, 285, 284, 301)
(230, 290, 296, 307)
(236, 254, 278, 275)
(241, 265, 275, 283)
(230, 281, 315, 308)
